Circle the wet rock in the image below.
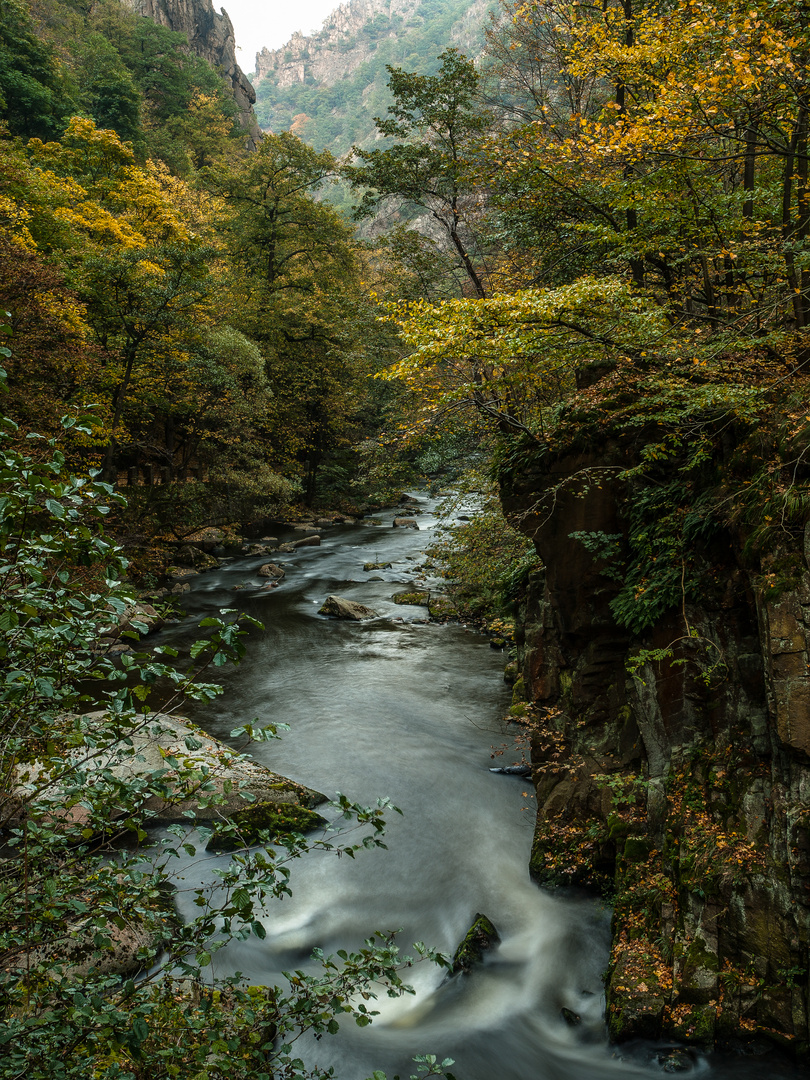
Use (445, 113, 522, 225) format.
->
(451, 914, 500, 974)
(393, 517, 419, 529)
(292, 534, 321, 548)
(174, 544, 219, 569)
(206, 802, 328, 852)
(243, 543, 270, 556)
(100, 602, 164, 641)
(318, 595, 378, 620)
(364, 561, 392, 571)
(392, 590, 430, 606)
(428, 596, 457, 619)
(22, 878, 170, 980)
(167, 566, 199, 581)
(11, 711, 328, 830)
(257, 563, 285, 579)
(277, 542, 295, 553)
(293, 524, 319, 533)
(171, 581, 191, 594)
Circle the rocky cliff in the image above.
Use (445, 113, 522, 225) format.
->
(124, 0, 260, 143)
(501, 427, 810, 1057)
(254, 0, 421, 90)
(251, 0, 492, 156)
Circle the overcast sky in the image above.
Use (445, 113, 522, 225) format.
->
(222, 0, 342, 68)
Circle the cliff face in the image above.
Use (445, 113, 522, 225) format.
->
(502, 439, 810, 1056)
(252, 0, 492, 155)
(254, 0, 422, 90)
(124, 0, 260, 142)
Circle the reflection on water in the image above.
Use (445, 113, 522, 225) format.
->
(153, 496, 808, 1080)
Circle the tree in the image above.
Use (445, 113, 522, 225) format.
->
(346, 49, 490, 299)
(209, 132, 381, 503)
(0, 361, 447, 1079)
(0, 0, 79, 140)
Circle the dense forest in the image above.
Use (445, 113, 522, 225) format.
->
(5, 0, 810, 1073)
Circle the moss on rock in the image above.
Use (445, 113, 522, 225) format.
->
(206, 802, 328, 852)
(451, 913, 500, 974)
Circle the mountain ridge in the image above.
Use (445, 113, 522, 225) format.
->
(250, 0, 492, 157)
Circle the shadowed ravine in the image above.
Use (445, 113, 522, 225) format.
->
(150, 495, 804, 1080)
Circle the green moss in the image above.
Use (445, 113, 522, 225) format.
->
(428, 596, 457, 619)
(451, 914, 500, 973)
(511, 676, 526, 705)
(392, 590, 429, 606)
(206, 801, 327, 852)
(265, 780, 328, 808)
(623, 837, 651, 863)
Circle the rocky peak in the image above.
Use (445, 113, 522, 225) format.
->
(254, 0, 488, 92)
(123, 0, 260, 142)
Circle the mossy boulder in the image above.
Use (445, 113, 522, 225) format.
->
(428, 596, 457, 619)
(206, 801, 328, 852)
(318, 595, 378, 620)
(392, 590, 430, 606)
(451, 913, 500, 974)
(511, 676, 526, 705)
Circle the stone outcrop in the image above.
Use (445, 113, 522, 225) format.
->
(253, 0, 490, 111)
(124, 0, 260, 142)
(13, 712, 326, 828)
(254, 0, 420, 90)
(318, 595, 378, 620)
(501, 440, 810, 1056)
(450, 913, 500, 974)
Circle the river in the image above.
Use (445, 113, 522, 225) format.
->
(152, 493, 807, 1080)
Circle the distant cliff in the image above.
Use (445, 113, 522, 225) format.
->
(251, 0, 492, 156)
(125, 0, 260, 143)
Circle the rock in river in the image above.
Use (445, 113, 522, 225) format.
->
(258, 562, 286, 579)
(318, 595, 378, 620)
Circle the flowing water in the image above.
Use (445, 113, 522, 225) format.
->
(152, 494, 807, 1080)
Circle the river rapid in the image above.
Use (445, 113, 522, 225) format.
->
(152, 493, 807, 1080)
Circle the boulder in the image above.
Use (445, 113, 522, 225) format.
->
(318, 595, 378, 620)
(206, 802, 328, 852)
(451, 914, 501, 974)
(99, 602, 164, 643)
(11, 712, 327, 830)
(392, 590, 430, 606)
(393, 518, 419, 529)
(364, 561, 392, 571)
(292, 534, 321, 548)
(243, 543, 270, 556)
(167, 566, 199, 580)
(277, 542, 295, 553)
(257, 562, 285, 579)
(174, 545, 219, 569)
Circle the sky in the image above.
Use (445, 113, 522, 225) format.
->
(221, 0, 343, 69)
